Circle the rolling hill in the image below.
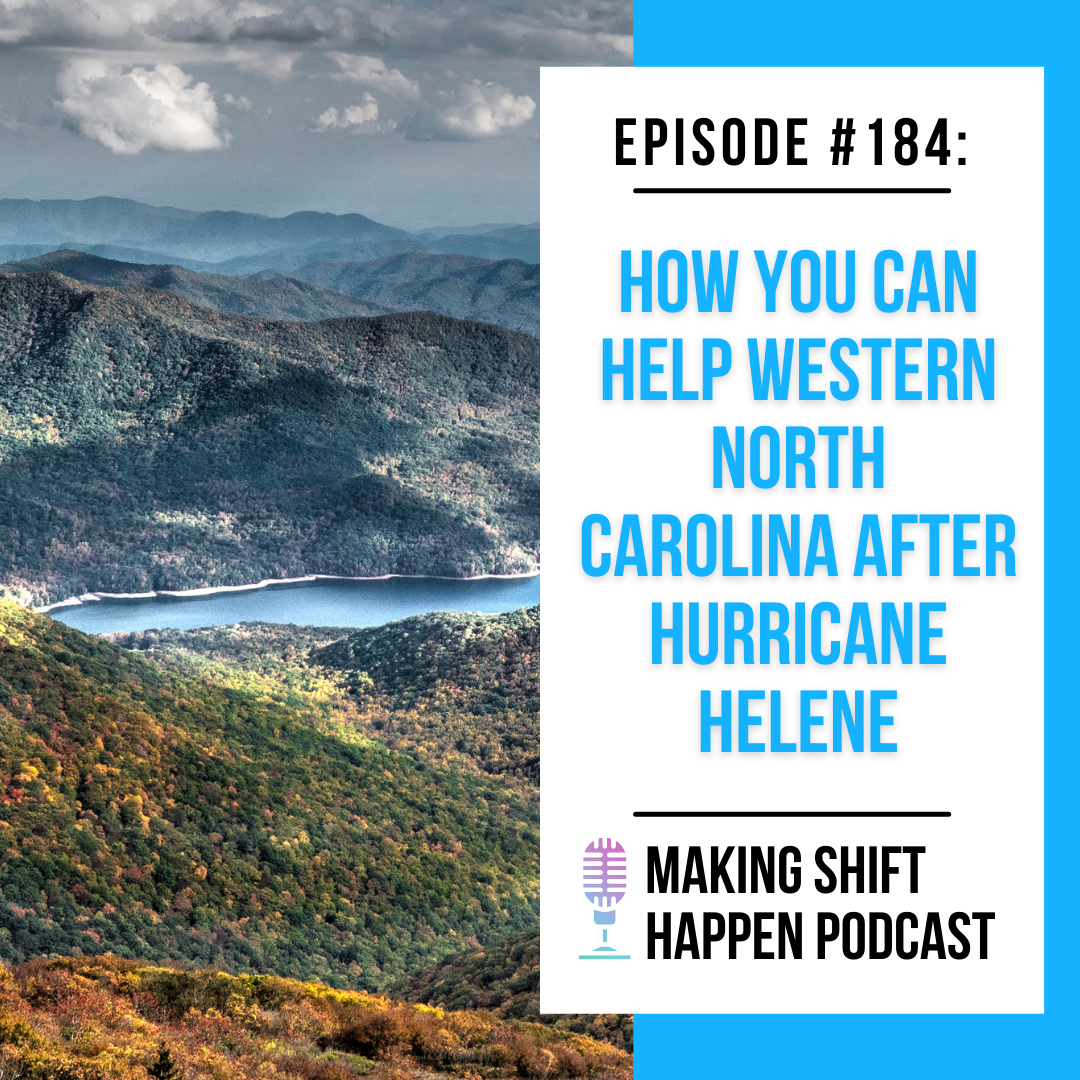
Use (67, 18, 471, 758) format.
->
(110, 608, 540, 785)
(101, 610, 637, 1059)
(0, 955, 632, 1079)
(0, 600, 539, 989)
(0, 273, 538, 608)
(393, 929, 634, 1053)
(0, 250, 539, 336)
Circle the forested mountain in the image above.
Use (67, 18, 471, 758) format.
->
(315, 609, 539, 780)
(112, 608, 540, 784)
(0, 955, 631, 1079)
(0, 601, 539, 988)
(0, 274, 538, 607)
(102, 612, 637, 1062)
(0, 249, 539, 336)
(0, 252, 389, 322)
(279, 254, 539, 337)
(316, 608, 538, 706)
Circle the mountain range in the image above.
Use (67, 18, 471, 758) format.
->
(0, 250, 540, 336)
(0, 250, 388, 323)
(0, 198, 540, 269)
(0, 273, 538, 608)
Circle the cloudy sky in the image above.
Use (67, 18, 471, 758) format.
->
(0, 0, 631, 228)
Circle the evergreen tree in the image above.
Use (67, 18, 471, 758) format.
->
(146, 1043, 181, 1080)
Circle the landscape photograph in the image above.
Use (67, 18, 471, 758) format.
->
(0, 1, 632, 1077)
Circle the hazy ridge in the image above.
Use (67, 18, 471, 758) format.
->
(0, 249, 539, 336)
(0, 197, 539, 268)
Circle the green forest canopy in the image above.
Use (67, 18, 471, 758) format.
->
(0, 273, 538, 607)
(0, 601, 539, 989)
(113, 608, 540, 784)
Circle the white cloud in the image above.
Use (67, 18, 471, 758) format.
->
(409, 80, 535, 141)
(0, 1, 632, 67)
(325, 52, 419, 99)
(0, 0, 170, 44)
(224, 92, 252, 110)
(343, 98, 378, 124)
(55, 59, 228, 154)
(313, 92, 388, 134)
(0, 0, 339, 47)
(595, 33, 633, 61)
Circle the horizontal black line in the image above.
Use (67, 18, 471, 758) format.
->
(632, 187, 952, 195)
(633, 811, 951, 818)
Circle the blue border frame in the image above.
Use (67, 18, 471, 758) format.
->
(633, 2, 1077, 1074)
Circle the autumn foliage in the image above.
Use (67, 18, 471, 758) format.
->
(0, 955, 631, 1079)
(0, 601, 538, 987)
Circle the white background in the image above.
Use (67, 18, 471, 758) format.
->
(540, 68, 1043, 1013)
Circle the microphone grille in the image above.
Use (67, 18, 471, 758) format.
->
(583, 837, 626, 907)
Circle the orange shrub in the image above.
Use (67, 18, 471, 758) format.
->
(323, 1007, 415, 1057)
(271, 1054, 356, 1080)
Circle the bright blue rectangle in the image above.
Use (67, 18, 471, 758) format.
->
(632, 2, 1076, 1075)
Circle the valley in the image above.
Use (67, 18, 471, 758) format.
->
(0, 196, 634, 1076)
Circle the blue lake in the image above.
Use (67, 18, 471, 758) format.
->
(47, 575, 540, 635)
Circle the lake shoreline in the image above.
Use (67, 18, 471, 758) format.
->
(37, 569, 541, 614)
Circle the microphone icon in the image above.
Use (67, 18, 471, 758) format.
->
(580, 838, 630, 959)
